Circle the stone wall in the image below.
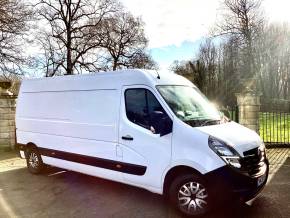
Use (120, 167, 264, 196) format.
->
(0, 87, 17, 151)
(236, 92, 261, 133)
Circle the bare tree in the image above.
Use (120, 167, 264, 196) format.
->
(256, 23, 290, 100)
(0, 0, 32, 77)
(170, 59, 207, 94)
(171, 38, 242, 107)
(100, 12, 150, 70)
(37, 0, 120, 76)
(172, 22, 290, 107)
(126, 51, 158, 70)
(214, 0, 264, 83)
(33, 32, 62, 77)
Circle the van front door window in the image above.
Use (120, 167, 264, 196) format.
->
(125, 88, 167, 131)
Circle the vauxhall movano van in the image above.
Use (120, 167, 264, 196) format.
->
(16, 69, 269, 217)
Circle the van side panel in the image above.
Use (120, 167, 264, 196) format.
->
(17, 89, 118, 142)
(17, 89, 120, 166)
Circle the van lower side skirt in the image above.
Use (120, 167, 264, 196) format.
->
(18, 144, 146, 176)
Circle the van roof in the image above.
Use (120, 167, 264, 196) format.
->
(21, 69, 195, 92)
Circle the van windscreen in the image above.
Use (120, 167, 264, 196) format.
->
(157, 85, 221, 126)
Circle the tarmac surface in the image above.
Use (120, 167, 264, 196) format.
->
(0, 148, 289, 218)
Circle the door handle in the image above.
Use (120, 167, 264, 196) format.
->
(122, 135, 134, 141)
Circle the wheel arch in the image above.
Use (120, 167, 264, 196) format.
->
(24, 142, 38, 155)
(163, 165, 203, 196)
(25, 142, 44, 174)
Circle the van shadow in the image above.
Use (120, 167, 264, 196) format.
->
(0, 158, 289, 218)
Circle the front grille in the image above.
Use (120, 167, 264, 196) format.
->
(241, 147, 266, 177)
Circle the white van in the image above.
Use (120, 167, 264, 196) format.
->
(16, 69, 268, 217)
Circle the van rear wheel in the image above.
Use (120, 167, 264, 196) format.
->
(26, 147, 44, 174)
(169, 174, 210, 217)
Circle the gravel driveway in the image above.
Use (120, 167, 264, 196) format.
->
(0, 149, 289, 218)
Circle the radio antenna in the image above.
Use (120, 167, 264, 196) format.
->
(155, 70, 160, 79)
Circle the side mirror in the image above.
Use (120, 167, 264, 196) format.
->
(150, 111, 173, 136)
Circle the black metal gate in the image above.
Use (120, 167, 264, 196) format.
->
(259, 100, 290, 146)
(259, 112, 290, 146)
(221, 101, 289, 146)
(221, 105, 239, 123)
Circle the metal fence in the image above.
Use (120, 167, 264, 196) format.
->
(259, 112, 290, 146)
(229, 106, 239, 123)
(221, 103, 290, 146)
(259, 99, 290, 146)
(221, 106, 239, 123)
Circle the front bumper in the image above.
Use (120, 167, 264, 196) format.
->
(204, 158, 269, 202)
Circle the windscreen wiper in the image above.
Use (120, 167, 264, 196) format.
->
(200, 119, 221, 127)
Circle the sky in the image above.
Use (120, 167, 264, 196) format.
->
(121, 0, 290, 71)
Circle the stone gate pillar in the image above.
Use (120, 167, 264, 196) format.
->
(236, 91, 261, 133)
(0, 81, 17, 151)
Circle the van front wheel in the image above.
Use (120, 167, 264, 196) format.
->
(26, 147, 44, 174)
(169, 174, 210, 217)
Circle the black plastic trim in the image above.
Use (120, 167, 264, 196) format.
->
(17, 144, 146, 176)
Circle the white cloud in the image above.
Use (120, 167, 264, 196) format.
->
(263, 0, 290, 23)
(121, 0, 290, 49)
(121, 0, 219, 48)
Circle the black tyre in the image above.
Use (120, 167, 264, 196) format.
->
(169, 174, 210, 217)
(26, 147, 44, 174)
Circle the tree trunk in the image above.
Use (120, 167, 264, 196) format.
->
(113, 59, 117, 71)
(66, 5, 72, 75)
(67, 39, 72, 75)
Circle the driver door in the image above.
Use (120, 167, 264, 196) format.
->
(117, 85, 173, 189)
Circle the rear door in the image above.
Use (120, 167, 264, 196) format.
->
(117, 85, 173, 189)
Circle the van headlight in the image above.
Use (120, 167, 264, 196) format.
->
(208, 136, 241, 168)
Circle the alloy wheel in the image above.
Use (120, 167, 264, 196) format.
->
(29, 152, 39, 169)
(177, 181, 208, 215)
